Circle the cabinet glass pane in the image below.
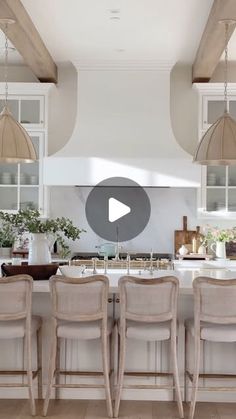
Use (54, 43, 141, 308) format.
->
(21, 100, 40, 124)
(229, 101, 236, 119)
(228, 189, 236, 211)
(0, 164, 18, 185)
(207, 166, 226, 186)
(207, 101, 225, 124)
(206, 188, 226, 211)
(20, 137, 39, 185)
(0, 187, 17, 210)
(228, 166, 236, 186)
(0, 99, 18, 120)
(20, 187, 38, 211)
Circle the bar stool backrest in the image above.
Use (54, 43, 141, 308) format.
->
(193, 277, 236, 324)
(0, 275, 33, 321)
(119, 276, 179, 323)
(49, 275, 109, 322)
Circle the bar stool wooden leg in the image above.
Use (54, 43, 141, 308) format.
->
(184, 327, 188, 403)
(189, 336, 201, 419)
(111, 324, 118, 400)
(171, 326, 184, 418)
(55, 337, 61, 399)
(102, 330, 113, 418)
(37, 326, 43, 400)
(43, 324, 57, 417)
(26, 331, 36, 416)
(114, 332, 126, 418)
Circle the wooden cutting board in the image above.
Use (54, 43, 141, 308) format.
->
(174, 216, 201, 254)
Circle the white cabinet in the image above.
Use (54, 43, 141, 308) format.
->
(195, 83, 236, 218)
(0, 83, 53, 216)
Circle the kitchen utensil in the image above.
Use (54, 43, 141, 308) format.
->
(174, 216, 202, 255)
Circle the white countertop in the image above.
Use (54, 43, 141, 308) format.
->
(0, 258, 235, 295)
(32, 265, 236, 295)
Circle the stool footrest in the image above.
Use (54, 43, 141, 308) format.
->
(124, 371, 173, 377)
(122, 384, 175, 389)
(0, 369, 40, 377)
(53, 383, 105, 389)
(57, 370, 104, 376)
(0, 383, 28, 387)
(186, 370, 236, 382)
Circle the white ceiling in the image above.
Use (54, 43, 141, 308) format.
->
(18, 0, 213, 65)
(226, 30, 236, 61)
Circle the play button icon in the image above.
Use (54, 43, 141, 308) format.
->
(85, 177, 151, 242)
(108, 198, 131, 223)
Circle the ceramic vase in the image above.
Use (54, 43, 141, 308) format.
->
(28, 233, 51, 265)
(210, 241, 226, 259)
(178, 245, 188, 256)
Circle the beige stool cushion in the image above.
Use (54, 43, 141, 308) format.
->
(0, 316, 41, 339)
(185, 318, 236, 343)
(118, 320, 171, 341)
(57, 317, 113, 340)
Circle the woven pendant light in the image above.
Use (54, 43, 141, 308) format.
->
(0, 19, 36, 163)
(193, 20, 236, 165)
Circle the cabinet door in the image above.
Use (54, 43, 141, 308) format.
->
(206, 166, 227, 212)
(19, 133, 44, 213)
(228, 166, 236, 212)
(202, 96, 225, 130)
(0, 163, 19, 211)
(0, 95, 44, 128)
(228, 98, 236, 119)
(0, 99, 19, 120)
(201, 166, 227, 215)
(206, 188, 226, 212)
(20, 97, 44, 128)
(0, 187, 18, 211)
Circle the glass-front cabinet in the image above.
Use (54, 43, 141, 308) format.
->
(195, 83, 236, 218)
(0, 133, 44, 212)
(0, 83, 52, 216)
(0, 97, 44, 128)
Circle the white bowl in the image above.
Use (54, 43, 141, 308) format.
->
(59, 265, 86, 278)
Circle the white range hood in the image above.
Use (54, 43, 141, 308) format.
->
(44, 61, 200, 187)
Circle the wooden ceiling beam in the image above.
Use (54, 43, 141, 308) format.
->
(192, 0, 236, 83)
(0, 0, 57, 83)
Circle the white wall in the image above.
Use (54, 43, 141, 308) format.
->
(50, 186, 198, 254)
(170, 63, 199, 155)
(50, 185, 236, 255)
(48, 62, 77, 154)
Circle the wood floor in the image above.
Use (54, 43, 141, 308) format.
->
(0, 400, 236, 419)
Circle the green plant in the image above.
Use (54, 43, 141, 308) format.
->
(202, 225, 236, 243)
(0, 220, 16, 248)
(0, 209, 85, 257)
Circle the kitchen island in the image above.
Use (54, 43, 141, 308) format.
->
(1, 260, 236, 404)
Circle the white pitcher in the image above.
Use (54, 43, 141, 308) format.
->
(28, 233, 52, 265)
(210, 241, 226, 259)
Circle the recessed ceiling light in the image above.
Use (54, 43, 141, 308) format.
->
(109, 8, 120, 14)
(108, 8, 120, 20)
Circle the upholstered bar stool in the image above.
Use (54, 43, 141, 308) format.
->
(0, 275, 42, 416)
(43, 275, 113, 417)
(185, 277, 236, 419)
(114, 275, 183, 418)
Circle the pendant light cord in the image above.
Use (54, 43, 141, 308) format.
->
(224, 22, 229, 113)
(4, 22, 8, 107)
